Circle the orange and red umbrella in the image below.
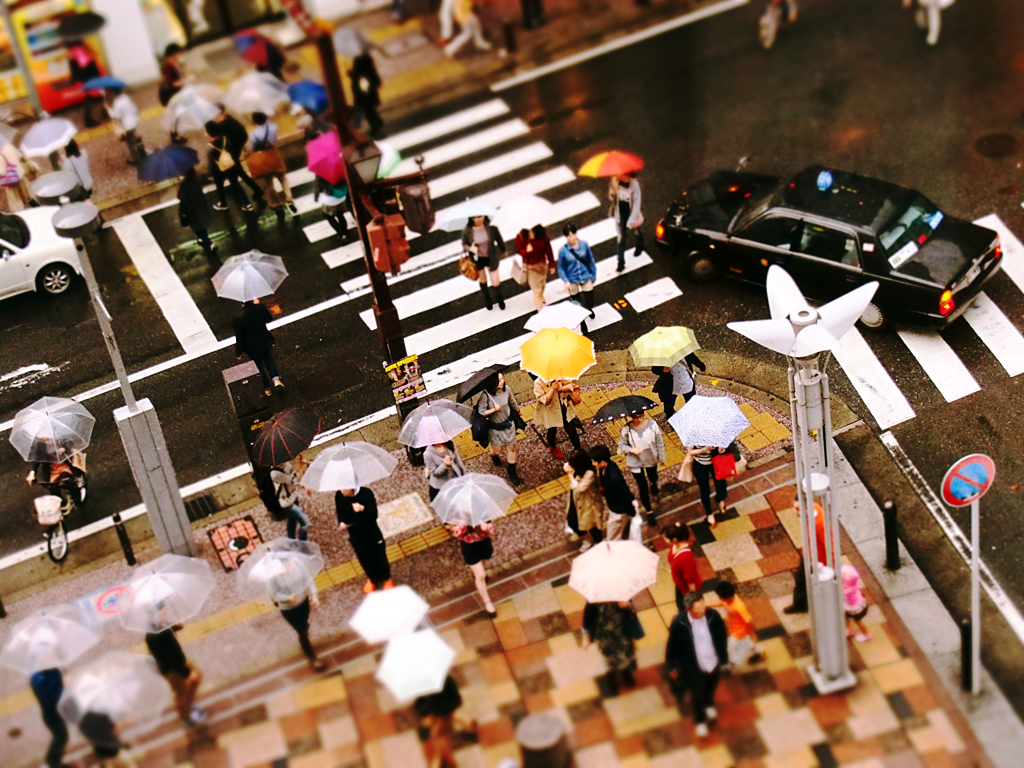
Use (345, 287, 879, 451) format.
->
(578, 150, 644, 178)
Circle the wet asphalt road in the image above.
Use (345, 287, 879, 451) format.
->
(3, 0, 1024, 609)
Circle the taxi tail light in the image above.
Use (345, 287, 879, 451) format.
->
(655, 221, 665, 239)
(939, 289, 955, 317)
(994, 244, 1003, 260)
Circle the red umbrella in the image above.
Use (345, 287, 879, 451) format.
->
(241, 38, 274, 68)
(578, 150, 645, 178)
(252, 408, 321, 467)
(306, 131, 347, 185)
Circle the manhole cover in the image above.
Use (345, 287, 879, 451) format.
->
(975, 133, 1019, 158)
(209, 515, 262, 571)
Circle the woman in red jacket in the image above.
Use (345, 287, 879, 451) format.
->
(515, 224, 555, 312)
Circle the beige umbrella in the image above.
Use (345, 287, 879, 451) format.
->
(568, 540, 659, 603)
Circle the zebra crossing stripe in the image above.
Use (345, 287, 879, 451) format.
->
(393, 120, 531, 177)
(624, 277, 682, 313)
(386, 99, 510, 152)
(896, 329, 980, 402)
(831, 328, 915, 430)
(961, 292, 1024, 377)
(974, 213, 1024, 293)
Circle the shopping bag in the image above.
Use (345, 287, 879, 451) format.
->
(510, 256, 527, 285)
(624, 607, 645, 640)
(628, 513, 643, 543)
(712, 452, 737, 480)
(678, 453, 694, 483)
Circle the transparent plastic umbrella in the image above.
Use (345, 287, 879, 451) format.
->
(492, 195, 556, 240)
(523, 301, 591, 333)
(396, 400, 473, 448)
(9, 396, 95, 463)
(164, 83, 224, 132)
(224, 72, 289, 115)
(375, 629, 456, 702)
(58, 652, 169, 724)
(236, 538, 324, 603)
(212, 250, 288, 302)
(434, 199, 499, 232)
(568, 540, 659, 603)
(117, 554, 216, 633)
(20, 118, 77, 158)
(300, 441, 398, 492)
(349, 585, 429, 644)
(0, 604, 100, 674)
(431, 472, 516, 527)
(668, 395, 751, 449)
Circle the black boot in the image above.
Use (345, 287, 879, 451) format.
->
(507, 463, 522, 485)
(491, 454, 502, 467)
(480, 282, 493, 310)
(493, 284, 505, 310)
(582, 290, 596, 319)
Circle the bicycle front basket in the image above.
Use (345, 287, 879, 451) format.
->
(34, 495, 63, 526)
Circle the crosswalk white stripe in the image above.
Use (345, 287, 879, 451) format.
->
(429, 143, 553, 199)
(386, 99, 510, 152)
(962, 292, 1024, 377)
(625, 278, 682, 312)
(111, 218, 219, 356)
(831, 329, 915, 429)
(974, 213, 1024, 292)
(406, 254, 654, 356)
(393, 120, 531, 177)
(302, 210, 355, 243)
(325, 166, 578, 270)
(359, 192, 602, 327)
(896, 329, 980, 402)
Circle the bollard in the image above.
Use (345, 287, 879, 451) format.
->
(113, 512, 137, 566)
(517, 713, 570, 768)
(961, 617, 972, 692)
(882, 500, 900, 571)
(503, 21, 518, 54)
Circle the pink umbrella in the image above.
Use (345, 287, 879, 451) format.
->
(307, 131, 347, 186)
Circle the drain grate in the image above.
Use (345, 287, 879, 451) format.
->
(185, 493, 221, 522)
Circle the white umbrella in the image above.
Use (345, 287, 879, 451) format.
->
(431, 472, 516, 527)
(224, 72, 289, 116)
(300, 441, 398, 492)
(237, 538, 324, 603)
(375, 629, 456, 702)
(9, 396, 95, 463)
(523, 301, 591, 333)
(20, 118, 77, 158)
(492, 195, 556, 240)
(568, 540, 659, 603)
(0, 604, 100, 674)
(434, 199, 500, 233)
(212, 250, 288, 302)
(396, 400, 473, 448)
(58, 652, 170, 724)
(349, 585, 429, 643)
(117, 554, 216, 633)
(668, 395, 751, 449)
(164, 83, 224, 132)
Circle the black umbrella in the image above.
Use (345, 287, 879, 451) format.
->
(456, 364, 506, 403)
(252, 408, 321, 467)
(592, 395, 658, 424)
(57, 12, 106, 39)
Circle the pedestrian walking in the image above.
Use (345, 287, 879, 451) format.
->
(557, 223, 598, 323)
(533, 377, 581, 459)
(60, 139, 93, 199)
(477, 373, 523, 484)
(271, 459, 311, 540)
(564, 450, 605, 551)
(335, 485, 393, 592)
(652, 354, 706, 418)
(609, 173, 643, 271)
(107, 88, 146, 166)
(462, 215, 507, 311)
(843, 563, 872, 642)
(233, 298, 283, 395)
(177, 167, 218, 257)
(444, 0, 491, 57)
(144, 622, 206, 725)
(206, 122, 255, 212)
(618, 413, 665, 527)
(1, 142, 38, 210)
(350, 52, 384, 137)
(906, 0, 953, 46)
(248, 112, 296, 216)
(664, 522, 702, 612)
(79, 711, 136, 768)
(414, 675, 478, 768)
(313, 173, 349, 237)
(665, 592, 728, 738)
(588, 445, 640, 542)
(515, 225, 556, 312)
(686, 445, 730, 528)
(159, 43, 189, 144)
(424, 441, 466, 501)
(452, 521, 496, 616)
(582, 601, 637, 696)
(213, 104, 264, 202)
(709, 580, 764, 672)
(30, 667, 70, 768)
(272, 577, 326, 672)
(438, 0, 456, 42)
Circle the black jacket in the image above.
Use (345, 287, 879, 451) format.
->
(233, 302, 275, 357)
(652, 354, 706, 397)
(218, 114, 249, 159)
(597, 461, 635, 516)
(665, 608, 728, 682)
(177, 175, 212, 232)
(350, 52, 381, 107)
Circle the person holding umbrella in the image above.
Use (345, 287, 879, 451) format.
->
(654, 352, 706, 418)
(533, 377, 581, 460)
(159, 44, 189, 144)
(564, 450, 605, 551)
(609, 173, 643, 271)
(557, 223, 598, 324)
(176, 167, 218, 257)
(477, 373, 522, 484)
(452, 521, 496, 616)
(582, 600, 637, 696)
(336, 485, 393, 593)
(145, 621, 205, 726)
(462, 214, 507, 311)
(248, 111, 296, 216)
(106, 87, 146, 166)
(271, 457, 312, 540)
(618, 413, 665, 527)
(30, 666, 70, 768)
(514, 224, 555, 313)
(79, 711, 135, 768)
(687, 444, 731, 528)
(424, 441, 466, 501)
(234, 297, 282, 395)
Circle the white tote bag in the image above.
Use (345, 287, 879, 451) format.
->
(510, 255, 528, 285)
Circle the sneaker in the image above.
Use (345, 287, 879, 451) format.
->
(189, 706, 207, 724)
(273, 378, 285, 389)
(264, 388, 272, 396)
(706, 706, 718, 720)
(213, 202, 228, 211)
(310, 658, 327, 672)
(579, 541, 594, 553)
(782, 604, 806, 615)
(695, 722, 708, 738)
(242, 203, 255, 212)
(363, 579, 376, 594)
(382, 579, 395, 589)
(550, 446, 565, 460)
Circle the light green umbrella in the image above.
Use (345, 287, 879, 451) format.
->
(628, 326, 700, 368)
(377, 141, 401, 178)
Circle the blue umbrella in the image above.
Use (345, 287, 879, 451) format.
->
(233, 30, 263, 54)
(82, 76, 125, 91)
(287, 81, 328, 113)
(140, 144, 199, 183)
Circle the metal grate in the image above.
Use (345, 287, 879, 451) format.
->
(185, 493, 221, 523)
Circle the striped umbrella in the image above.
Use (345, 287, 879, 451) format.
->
(628, 326, 700, 368)
(252, 408, 321, 467)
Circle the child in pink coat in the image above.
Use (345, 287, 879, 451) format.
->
(842, 564, 871, 642)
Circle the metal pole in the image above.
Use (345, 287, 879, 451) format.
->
(0, 1, 42, 115)
(971, 497, 981, 694)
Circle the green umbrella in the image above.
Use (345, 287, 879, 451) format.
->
(377, 141, 402, 178)
(628, 326, 700, 368)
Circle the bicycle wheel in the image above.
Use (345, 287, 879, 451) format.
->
(47, 520, 69, 563)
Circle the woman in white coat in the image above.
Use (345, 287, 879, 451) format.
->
(609, 173, 643, 272)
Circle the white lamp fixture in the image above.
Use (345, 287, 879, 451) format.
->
(344, 140, 382, 185)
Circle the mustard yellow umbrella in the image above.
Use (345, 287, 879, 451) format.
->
(578, 150, 644, 178)
(520, 327, 596, 380)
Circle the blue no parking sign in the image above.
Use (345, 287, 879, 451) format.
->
(941, 454, 996, 507)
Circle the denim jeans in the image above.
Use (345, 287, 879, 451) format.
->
(285, 503, 309, 540)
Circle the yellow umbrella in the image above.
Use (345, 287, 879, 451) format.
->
(629, 326, 700, 367)
(520, 328, 596, 380)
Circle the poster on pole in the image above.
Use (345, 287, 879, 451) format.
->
(384, 355, 425, 404)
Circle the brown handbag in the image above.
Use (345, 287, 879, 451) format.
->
(459, 254, 479, 280)
(568, 385, 582, 406)
(246, 148, 285, 178)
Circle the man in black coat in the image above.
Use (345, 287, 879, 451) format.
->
(665, 592, 728, 738)
(213, 104, 264, 201)
(233, 298, 283, 395)
(589, 445, 642, 538)
(349, 52, 384, 137)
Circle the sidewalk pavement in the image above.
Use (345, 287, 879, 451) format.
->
(1, 361, 1017, 768)
(31, 0, 726, 219)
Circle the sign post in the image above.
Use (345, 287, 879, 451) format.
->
(940, 453, 995, 695)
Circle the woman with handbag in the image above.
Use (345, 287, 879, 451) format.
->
(688, 445, 731, 527)
(618, 414, 665, 527)
(176, 168, 218, 256)
(247, 112, 296, 216)
(462, 215, 507, 310)
(205, 122, 254, 212)
(424, 440, 466, 501)
(515, 225, 555, 312)
(533, 377, 581, 460)
(582, 600, 638, 695)
(564, 450, 605, 551)
(609, 173, 643, 272)
(477, 373, 523, 484)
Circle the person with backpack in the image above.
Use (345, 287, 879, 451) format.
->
(248, 112, 295, 216)
(270, 458, 311, 540)
(557, 223, 598, 326)
(206, 121, 255, 212)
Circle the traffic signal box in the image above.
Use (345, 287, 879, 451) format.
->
(368, 213, 410, 275)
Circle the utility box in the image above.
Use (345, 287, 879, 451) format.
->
(223, 361, 275, 461)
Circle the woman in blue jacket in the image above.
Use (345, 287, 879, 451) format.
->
(557, 223, 597, 320)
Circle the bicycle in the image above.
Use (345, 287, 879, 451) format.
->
(30, 465, 87, 564)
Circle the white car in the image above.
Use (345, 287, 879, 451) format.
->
(0, 206, 82, 299)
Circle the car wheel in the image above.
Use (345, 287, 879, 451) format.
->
(857, 302, 889, 331)
(37, 263, 74, 295)
(685, 251, 717, 282)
